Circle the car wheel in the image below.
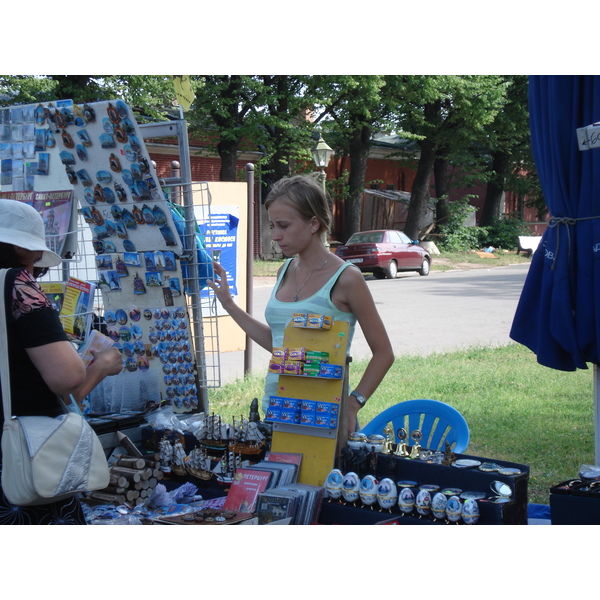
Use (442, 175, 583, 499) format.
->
(418, 258, 430, 276)
(384, 260, 398, 279)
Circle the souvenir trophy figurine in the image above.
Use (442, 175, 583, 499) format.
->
(409, 430, 422, 459)
(382, 423, 394, 455)
(442, 441, 457, 466)
(394, 427, 409, 457)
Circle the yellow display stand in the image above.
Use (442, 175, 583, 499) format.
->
(270, 319, 349, 486)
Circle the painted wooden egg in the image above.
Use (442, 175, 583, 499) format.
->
(415, 489, 432, 516)
(398, 486, 415, 514)
(461, 498, 480, 524)
(341, 471, 361, 503)
(324, 469, 343, 500)
(376, 477, 398, 509)
(431, 492, 447, 520)
(446, 495, 463, 523)
(359, 475, 378, 506)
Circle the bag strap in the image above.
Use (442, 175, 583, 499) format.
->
(0, 268, 13, 420)
(0, 269, 71, 420)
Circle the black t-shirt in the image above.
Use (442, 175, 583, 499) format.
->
(1, 268, 68, 424)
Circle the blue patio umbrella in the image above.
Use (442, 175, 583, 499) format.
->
(510, 75, 600, 461)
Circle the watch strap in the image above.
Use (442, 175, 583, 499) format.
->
(350, 390, 367, 406)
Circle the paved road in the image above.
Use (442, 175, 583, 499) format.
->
(215, 263, 531, 385)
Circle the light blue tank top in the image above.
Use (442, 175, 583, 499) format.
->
(261, 258, 357, 414)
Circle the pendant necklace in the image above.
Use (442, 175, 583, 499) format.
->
(293, 254, 330, 302)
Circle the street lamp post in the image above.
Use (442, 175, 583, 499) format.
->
(312, 134, 334, 246)
(311, 134, 334, 195)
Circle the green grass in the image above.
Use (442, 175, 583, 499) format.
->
(208, 343, 594, 505)
(430, 250, 532, 270)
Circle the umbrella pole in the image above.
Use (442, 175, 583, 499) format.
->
(595, 365, 600, 466)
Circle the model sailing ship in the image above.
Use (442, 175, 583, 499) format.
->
(185, 445, 212, 480)
(190, 412, 266, 457)
(192, 413, 230, 452)
(228, 417, 266, 456)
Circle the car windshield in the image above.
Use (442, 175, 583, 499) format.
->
(347, 232, 384, 244)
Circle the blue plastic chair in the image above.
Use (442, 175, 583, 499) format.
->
(360, 399, 470, 453)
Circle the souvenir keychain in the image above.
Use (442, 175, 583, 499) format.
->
(76, 144, 88, 161)
(116, 100, 129, 118)
(107, 102, 120, 124)
(132, 205, 145, 224)
(120, 209, 136, 230)
(35, 104, 46, 125)
(114, 126, 127, 144)
(114, 182, 127, 202)
(83, 104, 96, 122)
(54, 110, 66, 129)
(133, 272, 146, 294)
(102, 187, 116, 204)
(142, 204, 155, 224)
(93, 184, 104, 203)
(152, 205, 167, 226)
(96, 170, 112, 184)
(77, 129, 92, 147)
(61, 129, 74, 148)
(65, 166, 77, 184)
(109, 153, 122, 172)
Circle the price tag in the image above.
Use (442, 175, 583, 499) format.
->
(577, 123, 600, 150)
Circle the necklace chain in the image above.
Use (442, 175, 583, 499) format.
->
(293, 254, 330, 302)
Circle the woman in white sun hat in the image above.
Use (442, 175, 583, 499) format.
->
(0, 198, 122, 524)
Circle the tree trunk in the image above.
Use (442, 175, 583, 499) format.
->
(434, 155, 450, 226)
(217, 139, 239, 182)
(404, 137, 436, 240)
(344, 125, 371, 242)
(480, 150, 510, 227)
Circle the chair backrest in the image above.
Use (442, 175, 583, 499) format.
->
(360, 399, 470, 454)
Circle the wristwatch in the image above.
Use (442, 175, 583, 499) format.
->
(350, 390, 367, 407)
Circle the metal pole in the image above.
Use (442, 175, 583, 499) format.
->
(178, 120, 209, 413)
(170, 160, 182, 206)
(244, 164, 255, 377)
(595, 365, 600, 465)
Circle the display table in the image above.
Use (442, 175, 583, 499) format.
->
(550, 479, 600, 525)
(318, 451, 529, 525)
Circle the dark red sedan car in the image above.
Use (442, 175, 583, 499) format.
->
(335, 230, 431, 279)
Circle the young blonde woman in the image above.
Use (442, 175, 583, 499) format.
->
(208, 175, 394, 436)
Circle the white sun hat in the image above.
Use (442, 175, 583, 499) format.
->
(0, 199, 63, 268)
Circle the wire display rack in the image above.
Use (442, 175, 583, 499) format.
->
(39, 180, 223, 405)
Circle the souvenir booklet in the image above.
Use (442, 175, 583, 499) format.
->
(39, 281, 65, 312)
(79, 329, 117, 367)
(59, 276, 96, 341)
(223, 468, 273, 513)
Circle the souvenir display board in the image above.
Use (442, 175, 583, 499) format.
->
(1, 99, 202, 416)
(269, 318, 349, 487)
